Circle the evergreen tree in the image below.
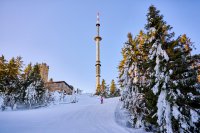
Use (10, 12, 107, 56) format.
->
(3, 57, 23, 109)
(23, 63, 32, 79)
(119, 5, 200, 132)
(193, 54, 200, 82)
(110, 80, 116, 96)
(144, 6, 200, 132)
(101, 79, 106, 92)
(22, 63, 46, 107)
(95, 84, 101, 95)
(20, 63, 33, 103)
(105, 84, 110, 97)
(143, 5, 174, 132)
(119, 32, 148, 128)
(101, 79, 108, 97)
(29, 64, 45, 105)
(0, 55, 7, 93)
(0, 56, 48, 110)
(166, 34, 200, 132)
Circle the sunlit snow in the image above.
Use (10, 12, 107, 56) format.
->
(0, 94, 146, 133)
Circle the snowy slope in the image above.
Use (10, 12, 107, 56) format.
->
(0, 94, 145, 133)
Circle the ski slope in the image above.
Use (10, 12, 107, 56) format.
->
(0, 94, 145, 133)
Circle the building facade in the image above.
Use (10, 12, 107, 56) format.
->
(45, 81, 73, 95)
(39, 63, 73, 94)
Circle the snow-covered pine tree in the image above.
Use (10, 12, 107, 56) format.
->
(118, 33, 133, 90)
(25, 83, 37, 108)
(167, 34, 200, 132)
(23, 63, 46, 107)
(0, 56, 47, 109)
(119, 5, 199, 132)
(144, 5, 199, 132)
(3, 57, 23, 109)
(119, 33, 134, 107)
(0, 55, 7, 93)
(30, 64, 45, 105)
(119, 32, 147, 128)
(6, 57, 22, 95)
(0, 55, 7, 110)
(143, 5, 174, 132)
(20, 63, 33, 103)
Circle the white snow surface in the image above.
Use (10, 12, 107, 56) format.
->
(190, 109, 199, 123)
(172, 105, 180, 119)
(0, 94, 145, 133)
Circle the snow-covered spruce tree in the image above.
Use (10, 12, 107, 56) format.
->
(20, 63, 33, 103)
(193, 54, 200, 82)
(22, 63, 46, 107)
(25, 83, 37, 108)
(27, 64, 45, 106)
(119, 33, 134, 108)
(3, 57, 23, 109)
(119, 5, 199, 132)
(143, 5, 174, 132)
(119, 32, 148, 128)
(144, 5, 200, 132)
(0, 56, 25, 109)
(0, 56, 47, 109)
(167, 34, 200, 132)
(0, 55, 7, 110)
(0, 55, 7, 93)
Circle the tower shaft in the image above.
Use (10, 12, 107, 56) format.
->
(95, 37, 101, 88)
(94, 13, 102, 91)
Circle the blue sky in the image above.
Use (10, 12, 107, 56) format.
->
(0, 0, 200, 93)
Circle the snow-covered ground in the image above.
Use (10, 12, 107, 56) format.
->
(0, 94, 145, 133)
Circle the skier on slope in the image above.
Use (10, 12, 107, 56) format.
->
(100, 96, 103, 104)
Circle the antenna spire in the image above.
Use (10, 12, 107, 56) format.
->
(96, 12, 100, 25)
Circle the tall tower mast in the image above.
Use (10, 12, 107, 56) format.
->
(94, 13, 102, 91)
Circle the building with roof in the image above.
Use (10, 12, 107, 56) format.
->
(45, 80, 73, 95)
(39, 63, 73, 94)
